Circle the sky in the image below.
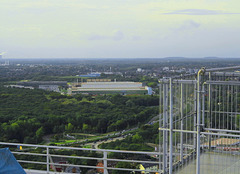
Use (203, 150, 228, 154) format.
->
(0, 0, 240, 58)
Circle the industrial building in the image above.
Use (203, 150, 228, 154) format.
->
(17, 81, 68, 92)
(78, 73, 101, 78)
(70, 81, 150, 95)
(17, 81, 68, 88)
(4, 85, 34, 90)
(39, 85, 60, 92)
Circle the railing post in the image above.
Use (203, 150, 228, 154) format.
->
(180, 81, 184, 163)
(159, 83, 162, 173)
(169, 78, 173, 174)
(194, 80, 197, 150)
(208, 72, 212, 150)
(163, 83, 168, 173)
(196, 69, 204, 174)
(202, 84, 205, 128)
(103, 151, 108, 174)
(47, 147, 49, 174)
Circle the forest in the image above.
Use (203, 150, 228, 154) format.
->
(0, 86, 159, 144)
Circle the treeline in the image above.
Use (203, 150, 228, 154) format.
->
(0, 87, 158, 144)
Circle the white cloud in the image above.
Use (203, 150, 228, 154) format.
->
(176, 20, 201, 31)
(163, 9, 240, 15)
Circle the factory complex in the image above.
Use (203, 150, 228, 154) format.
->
(7, 79, 152, 95)
(70, 80, 152, 95)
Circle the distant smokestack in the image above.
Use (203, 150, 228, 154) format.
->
(0, 52, 6, 59)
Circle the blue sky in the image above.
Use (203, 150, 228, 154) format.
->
(0, 0, 240, 58)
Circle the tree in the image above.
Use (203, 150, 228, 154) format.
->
(112, 162, 134, 174)
(82, 123, 89, 133)
(147, 82, 157, 88)
(65, 123, 74, 133)
(132, 133, 143, 143)
(36, 127, 44, 143)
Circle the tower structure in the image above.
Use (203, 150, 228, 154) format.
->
(0, 52, 5, 60)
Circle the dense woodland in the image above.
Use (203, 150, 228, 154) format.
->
(0, 86, 158, 144)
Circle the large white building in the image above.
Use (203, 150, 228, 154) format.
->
(70, 81, 148, 95)
(81, 82, 142, 89)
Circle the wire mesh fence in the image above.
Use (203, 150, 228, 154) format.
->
(159, 67, 240, 174)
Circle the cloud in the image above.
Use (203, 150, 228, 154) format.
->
(164, 20, 201, 39)
(112, 31, 124, 41)
(188, 20, 200, 28)
(88, 31, 124, 41)
(169, 20, 201, 34)
(179, 20, 201, 30)
(164, 9, 240, 15)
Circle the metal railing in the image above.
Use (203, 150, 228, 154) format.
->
(0, 142, 163, 174)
